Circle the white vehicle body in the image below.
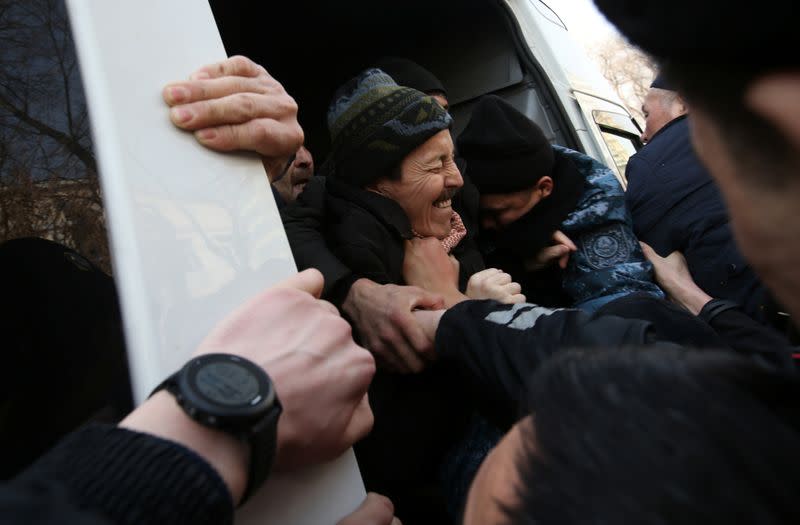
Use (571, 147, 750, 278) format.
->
(209, 0, 642, 186)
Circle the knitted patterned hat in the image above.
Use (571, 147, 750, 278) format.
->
(326, 68, 452, 187)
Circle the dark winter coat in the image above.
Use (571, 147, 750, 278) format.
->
(625, 115, 768, 319)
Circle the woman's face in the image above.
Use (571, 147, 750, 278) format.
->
(374, 130, 463, 239)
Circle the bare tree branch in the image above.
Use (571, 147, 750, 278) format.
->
(0, 92, 96, 173)
(0, 0, 109, 272)
(590, 35, 657, 124)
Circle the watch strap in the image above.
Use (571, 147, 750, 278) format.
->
(241, 400, 281, 503)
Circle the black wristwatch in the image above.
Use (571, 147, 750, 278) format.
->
(152, 353, 282, 503)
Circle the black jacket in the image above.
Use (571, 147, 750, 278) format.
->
(314, 177, 484, 520)
(436, 298, 796, 426)
(625, 116, 767, 319)
(323, 177, 484, 294)
(282, 173, 482, 305)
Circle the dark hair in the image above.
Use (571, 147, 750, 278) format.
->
(662, 63, 798, 188)
(503, 346, 800, 524)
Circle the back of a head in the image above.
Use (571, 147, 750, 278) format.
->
(506, 346, 800, 524)
(371, 56, 447, 98)
(593, 0, 798, 187)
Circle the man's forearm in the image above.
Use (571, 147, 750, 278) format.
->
(668, 281, 713, 315)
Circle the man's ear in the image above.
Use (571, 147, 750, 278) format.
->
(537, 176, 554, 198)
(747, 73, 800, 150)
(674, 94, 688, 117)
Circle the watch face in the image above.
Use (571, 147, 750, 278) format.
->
(192, 360, 261, 406)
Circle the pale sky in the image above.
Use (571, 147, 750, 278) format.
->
(550, 0, 620, 50)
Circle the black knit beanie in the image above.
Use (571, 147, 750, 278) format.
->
(650, 73, 673, 91)
(326, 68, 452, 187)
(372, 57, 447, 97)
(457, 95, 554, 195)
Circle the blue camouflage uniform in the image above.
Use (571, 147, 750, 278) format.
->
(554, 145, 664, 311)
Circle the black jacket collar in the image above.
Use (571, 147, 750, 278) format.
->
(646, 114, 687, 146)
(326, 177, 414, 240)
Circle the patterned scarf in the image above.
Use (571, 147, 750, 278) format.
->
(413, 211, 467, 253)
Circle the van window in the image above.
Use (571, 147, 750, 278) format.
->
(592, 110, 642, 177)
(599, 130, 639, 175)
(0, 0, 110, 272)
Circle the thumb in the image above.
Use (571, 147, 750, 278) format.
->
(553, 230, 577, 251)
(276, 268, 325, 299)
(639, 241, 656, 261)
(410, 287, 446, 310)
(544, 244, 570, 264)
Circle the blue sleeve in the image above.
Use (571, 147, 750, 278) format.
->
(553, 146, 664, 306)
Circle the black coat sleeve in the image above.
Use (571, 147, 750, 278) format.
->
(0, 424, 233, 525)
(700, 299, 796, 371)
(624, 154, 676, 255)
(435, 300, 651, 426)
(280, 177, 358, 302)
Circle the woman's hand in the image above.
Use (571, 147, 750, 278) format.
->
(403, 238, 467, 307)
(466, 268, 526, 304)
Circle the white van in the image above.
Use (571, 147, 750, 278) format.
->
(210, 0, 643, 185)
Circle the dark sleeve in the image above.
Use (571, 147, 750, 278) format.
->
(2, 424, 233, 525)
(280, 177, 357, 302)
(522, 265, 573, 307)
(623, 154, 648, 213)
(435, 300, 651, 425)
(699, 299, 796, 371)
(624, 154, 674, 254)
(337, 237, 394, 290)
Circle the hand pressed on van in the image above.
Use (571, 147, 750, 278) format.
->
(123, 269, 376, 504)
(162, 55, 303, 160)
